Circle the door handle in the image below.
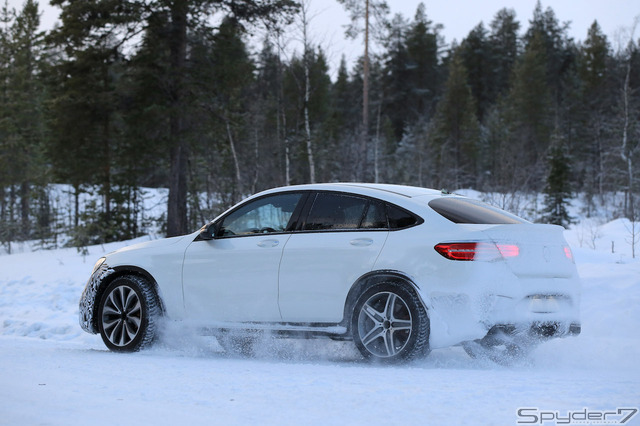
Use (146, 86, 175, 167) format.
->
(350, 238, 374, 247)
(257, 239, 279, 248)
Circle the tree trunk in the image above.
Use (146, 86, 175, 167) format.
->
(225, 115, 242, 201)
(620, 41, 635, 221)
(251, 127, 259, 194)
(358, 0, 370, 181)
(74, 184, 80, 229)
(0, 186, 5, 223)
(276, 37, 290, 186)
(374, 99, 382, 183)
(20, 180, 30, 239)
(102, 68, 111, 238)
(301, 3, 315, 184)
(166, 0, 189, 237)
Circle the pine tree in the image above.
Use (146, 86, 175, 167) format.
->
(50, 0, 298, 236)
(404, 3, 441, 119)
(0, 0, 46, 241)
(328, 56, 360, 181)
(489, 8, 520, 100)
(0, 1, 15, 247)
(574, 21, 612, 206)
(542, 140, 574, 227)
(461, 23, 491, 121)
(429, 45, 480, 189)
(252, 38, 287, 190)
(524, 1, 574, 106)
(47, 0, 127, 243)
(382, 13, 410, 142)
(10, 0, 46, 239)
(503, 30, 552, 189)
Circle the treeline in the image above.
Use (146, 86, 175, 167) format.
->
(0, 0, 638, 249)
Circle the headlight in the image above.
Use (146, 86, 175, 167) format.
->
(91, 257, 106, 275)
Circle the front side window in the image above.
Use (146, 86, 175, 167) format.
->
(219, 193, 303, 236)
(303, 193, 369, 231)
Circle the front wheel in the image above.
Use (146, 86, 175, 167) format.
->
(97, 275, 162, 352)
(351, 282, 430, 362)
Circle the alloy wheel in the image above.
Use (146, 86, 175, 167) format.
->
(101, 285, 142, 347)
(357, 291, 413, 358)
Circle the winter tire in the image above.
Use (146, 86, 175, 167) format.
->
(97, 275, 161, 352)
(351, 282, 430, 362)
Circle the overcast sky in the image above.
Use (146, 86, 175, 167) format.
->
(7, 0, 639, 75)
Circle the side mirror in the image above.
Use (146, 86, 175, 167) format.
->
(198, 223, 215, 241)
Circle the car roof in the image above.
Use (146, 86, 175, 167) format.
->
(261, 183, 443, 199)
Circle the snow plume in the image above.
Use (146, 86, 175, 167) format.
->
(153, 320, 364, 363)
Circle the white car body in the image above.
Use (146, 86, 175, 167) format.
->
(80, 183, 581, 359)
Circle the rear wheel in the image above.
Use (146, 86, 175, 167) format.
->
(351, 282, 429, 362)
(97, 275, 161, 352)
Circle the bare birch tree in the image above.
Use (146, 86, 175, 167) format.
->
(299, 0, 316, 183)
(616, 17, 639, 221)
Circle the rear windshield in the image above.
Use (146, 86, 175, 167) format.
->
(428, 198, 526, 224)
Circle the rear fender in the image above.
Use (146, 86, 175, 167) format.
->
(341, 270, 427, 330)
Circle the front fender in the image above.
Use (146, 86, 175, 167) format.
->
(79, 263, 116, 334)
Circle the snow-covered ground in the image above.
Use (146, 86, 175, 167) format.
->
(1, 213, 639, 424)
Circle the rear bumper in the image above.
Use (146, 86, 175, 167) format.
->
(483, 321, 581, 344)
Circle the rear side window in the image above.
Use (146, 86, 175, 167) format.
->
(428, 198, 525, 224)
(361, 201, 387, 229)
(386, 204, 420, 229)
(303, 193, 368, 231)
(300, 193, 422, 232)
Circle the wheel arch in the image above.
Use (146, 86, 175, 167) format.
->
(341, 270, 427, 330)
(90, 265, 165, 333)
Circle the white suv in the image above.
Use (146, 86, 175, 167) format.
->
(80, 183, 581, 362)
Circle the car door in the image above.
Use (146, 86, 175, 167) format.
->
(182, 192, 305, 323)
(278, 193, 389, 322)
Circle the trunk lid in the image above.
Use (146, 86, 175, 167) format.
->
(477, 223, 575, 278)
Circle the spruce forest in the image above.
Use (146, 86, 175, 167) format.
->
(0, 0, 639, 250)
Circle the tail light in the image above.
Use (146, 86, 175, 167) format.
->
(563, 246, 574, 263)
(434, 242, 519, 261)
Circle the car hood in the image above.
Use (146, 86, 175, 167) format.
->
(106, 233, 196, 258)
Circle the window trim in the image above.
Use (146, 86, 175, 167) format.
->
(196, 189, 424, 241)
